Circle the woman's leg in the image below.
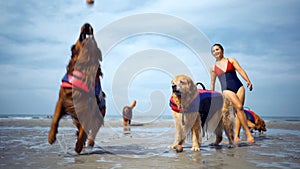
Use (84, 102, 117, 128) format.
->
(223, 90, 254, 143)
(234, 87, 245, 142)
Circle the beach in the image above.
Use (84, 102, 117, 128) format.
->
(0, 117, 300, 169)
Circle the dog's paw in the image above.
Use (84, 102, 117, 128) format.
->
(191, 146, 200, 151)
(83, 146, 93, 154)
(75, 139, 85, 154)
(87, 139, 95, 148)
(48, 131, 56, 144)
(48, 136, 56, 144)
(168, 144, 177, 149)
(227, 144, 235, 148)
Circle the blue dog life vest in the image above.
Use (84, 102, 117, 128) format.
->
(169, 89, 223, 128)
(244, 109, 256, 124)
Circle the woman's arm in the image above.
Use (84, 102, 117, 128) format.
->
(210, 66, 217, 91)
(230, 58, 253, 91)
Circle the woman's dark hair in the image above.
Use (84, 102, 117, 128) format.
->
(211, 43, 224, 53)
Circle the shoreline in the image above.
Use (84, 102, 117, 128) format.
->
(1, 117, 300, 130)
(1, 118, 300, 169)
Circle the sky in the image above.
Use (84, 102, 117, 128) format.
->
(0, 0, 300, 118)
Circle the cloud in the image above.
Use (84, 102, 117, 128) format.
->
(0, 0, 300, 117)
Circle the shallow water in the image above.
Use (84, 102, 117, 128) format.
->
(0, 119, 300, 169)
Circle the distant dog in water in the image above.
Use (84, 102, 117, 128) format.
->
(123, 100, 137, 126)
(244, 108, 266, 133)
(48, 23, 105, 154)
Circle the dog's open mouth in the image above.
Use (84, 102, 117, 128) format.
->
(79, 34, 93, 43)
(172, 85, 181, 96)
(79, 23, 94, 43)
(86, 34, 93, 38)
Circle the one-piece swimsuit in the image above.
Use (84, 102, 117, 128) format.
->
(214, 59, 243, 93)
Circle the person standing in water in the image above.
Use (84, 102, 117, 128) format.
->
(210, 43, 254, 143)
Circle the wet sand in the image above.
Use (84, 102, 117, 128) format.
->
(0, 118, 299, 169)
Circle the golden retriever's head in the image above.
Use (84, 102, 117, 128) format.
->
(171, 75, 198, 106)
(256, 118, 267, 132)
(171, 75, 196, 96)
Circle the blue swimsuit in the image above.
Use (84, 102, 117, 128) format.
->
(214, 59, 243, 93)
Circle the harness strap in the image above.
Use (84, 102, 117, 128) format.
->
(61, 81, 73, 88)
(60, 71, 89, 92)
(181, 108, 185, 126)
(72, 70, 85, 79)
(170, 89, 223, 127)
(68, 74, 89, 92)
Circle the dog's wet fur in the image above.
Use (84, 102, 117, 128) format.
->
(169, 75, 235, 150)
(48, 23, 105, 154)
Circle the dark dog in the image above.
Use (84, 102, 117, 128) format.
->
(48, 23, 105, 154)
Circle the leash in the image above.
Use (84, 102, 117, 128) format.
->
(181, 104, 185, 126)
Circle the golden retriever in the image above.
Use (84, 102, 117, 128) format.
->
(48, 23, 105, 154)
(169, 75, 201, 151)
(169, 75, 235, 150)
(122, 100, 137, 126)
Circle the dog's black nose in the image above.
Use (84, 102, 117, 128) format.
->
(172, 84, 180, 94)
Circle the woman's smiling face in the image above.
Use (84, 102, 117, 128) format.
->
(211, 45, 223, 59)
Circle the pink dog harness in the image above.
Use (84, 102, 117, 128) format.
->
(61, 70, 89, 92)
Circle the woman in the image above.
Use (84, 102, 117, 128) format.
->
(210, 43, 254, 143)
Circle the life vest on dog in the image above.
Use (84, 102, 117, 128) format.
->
(169, 89, 223, 128)
(61, 70, 89, 92)
(61, 70, 104, 109)
(244, 108, 256, 124)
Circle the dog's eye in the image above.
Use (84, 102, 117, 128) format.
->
(180, 80, 187, 85)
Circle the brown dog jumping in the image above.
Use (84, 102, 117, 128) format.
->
(48, 23, 105, 154)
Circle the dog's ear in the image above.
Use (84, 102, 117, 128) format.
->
(187, 78, 197, 93)
(79, 25, 85, 43)
(79, 32, 85, 43)
(257, 118, 267, 131)
(89, 25, 93, 35)
(256, 118, 263, 130)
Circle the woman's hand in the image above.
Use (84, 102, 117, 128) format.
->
(247, 81, 253, 91)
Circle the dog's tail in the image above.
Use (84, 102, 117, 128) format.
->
(129, 100, 137, 109)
